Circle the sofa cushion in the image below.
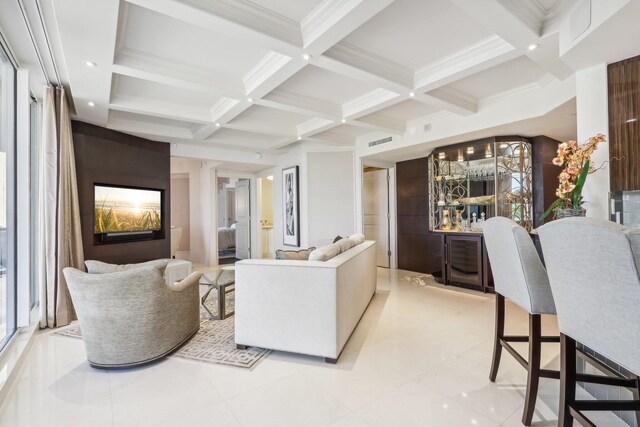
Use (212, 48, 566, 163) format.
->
(348, 233, 366, 245)
(336, 238, 355, 253)
(275, 247, 316, 260)
(85, 259, 170, 276)
(308, 243, 341, 261)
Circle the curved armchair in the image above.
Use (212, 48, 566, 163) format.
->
(482, 217, 556, 425)
(538, 217, 640, 426)
(63, 263, 202, 369)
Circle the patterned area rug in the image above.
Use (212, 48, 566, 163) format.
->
(53, 286, 272, 369)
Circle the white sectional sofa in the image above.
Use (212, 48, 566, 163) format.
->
(234, 240, 377, 363)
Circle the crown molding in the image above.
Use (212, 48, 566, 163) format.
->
(302, 0, 355, 45)
(110, 94, 215, 124)
(353, 113, 405, 134)
(210, 97, 240, 122)
(324, 42, 413, 89)
(126, 0, 302, 53)
(414, 35, 517, 92)
(342, 88, 400, 118)
(480, 73, 556, 105)
(260, 89, 341, 119)
(297, 117, 335, 136)
(243, 51, 292, 94)
(114, 48, 244, 97)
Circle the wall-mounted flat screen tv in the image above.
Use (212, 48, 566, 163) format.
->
(94, 184, 162, 238)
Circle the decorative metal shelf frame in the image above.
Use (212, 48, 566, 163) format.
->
(428, 140, 533, 231)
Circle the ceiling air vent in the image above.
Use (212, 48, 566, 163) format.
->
(368, 136, 393, 148)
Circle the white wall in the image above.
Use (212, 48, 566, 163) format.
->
(170, 158, 204, 263)
(576, 64, 610, 219)
(307, 151, 356, 247)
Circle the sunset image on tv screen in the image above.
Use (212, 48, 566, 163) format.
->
(94, 185, 161, 233)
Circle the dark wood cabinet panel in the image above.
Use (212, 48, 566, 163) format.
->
(531, 135, 562, 228)
(397, 158, 443, 275)
(608, 55, 640, 191)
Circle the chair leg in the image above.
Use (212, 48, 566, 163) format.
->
(559, 333, 577, 427)
(522, 314, 542, 425)
(490, 293, 505, 382)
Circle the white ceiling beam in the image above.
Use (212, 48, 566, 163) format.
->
(107, 117, 193, 140)
(342, 88, 402, 119)
(109, 96, 214, 124)
(224, 119, 296, 138)
(417, 88, 478, 116)
(351, 114, 405, 134)
(301, 0, 395, 54)
(317, 42, 412, 92)
(297, 117, 336, 137)
(124, 0, 302, 56)
(448, 0, 574, 80)
(414, 35, 519, 93)
(113, 49, 245, 98)
(256, 90, 342, 120)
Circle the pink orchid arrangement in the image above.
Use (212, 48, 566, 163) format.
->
(541, 134, 606, 219)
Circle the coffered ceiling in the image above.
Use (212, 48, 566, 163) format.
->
(34, 0, 640, 161)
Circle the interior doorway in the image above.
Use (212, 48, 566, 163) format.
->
(216, 175, 239, 264)
(363, 166, 391, 268)
(258, 175, 274, 258)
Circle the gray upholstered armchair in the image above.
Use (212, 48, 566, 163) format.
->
(63, 259, 202, 369)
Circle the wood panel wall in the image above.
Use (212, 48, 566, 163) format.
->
(531, 135, 562, 228)
(608, 55, 640, 191)
(72, 121, 171, 264)
(396, 157, 443, 275)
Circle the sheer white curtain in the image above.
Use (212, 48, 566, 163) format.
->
(39, 86, 84, 328)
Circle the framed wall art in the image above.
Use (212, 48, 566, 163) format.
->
(282, 166, 300, 246)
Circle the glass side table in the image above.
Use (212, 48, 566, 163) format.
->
(199, 266, 235, 320)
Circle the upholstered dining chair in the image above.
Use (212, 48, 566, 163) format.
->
(482, 217, 558, 425)
(538, 217, 640, 427)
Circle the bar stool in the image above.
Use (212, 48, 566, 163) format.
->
(538, 217, 640, 427)
(482, 217, 559, 426)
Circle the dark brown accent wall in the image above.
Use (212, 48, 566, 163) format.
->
(72, 121, 171, 264)
(396, 157, 443, 275)
(608, 55, 640, 191)
(531, 135, 562, 228)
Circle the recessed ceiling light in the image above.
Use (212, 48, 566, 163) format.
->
(297, 136, 302, 140)
(266, 175, 273, 181)
(528, 43, 539, 51)
(302, 53, 311, 61)
(215, 122, 221, 127)
(409, 91, 415, 97)
(247, 97, 254, 103)
(341, 119, 346, 123)
(626, 118, 637, 123)
(84, 61, 96, 67)
(87, 101, 95, 107)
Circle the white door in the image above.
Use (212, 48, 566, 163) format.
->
(364, 169, 390, 267)
(235, 179, 251, 259)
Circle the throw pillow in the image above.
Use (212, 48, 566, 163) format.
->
(332, 235, 343, 243)
(85, 259, 170, 276)
(348, 233, 366, 245)
(336, 238, 355, 253)
(275, 247, 316, 260)
(308, 243, 341, 261)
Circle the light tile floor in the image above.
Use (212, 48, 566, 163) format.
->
(0, 268, 628, 426)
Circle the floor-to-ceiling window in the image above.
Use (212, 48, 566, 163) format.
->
(0, 44, 17, 348)
(29, 97, 39, 309)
